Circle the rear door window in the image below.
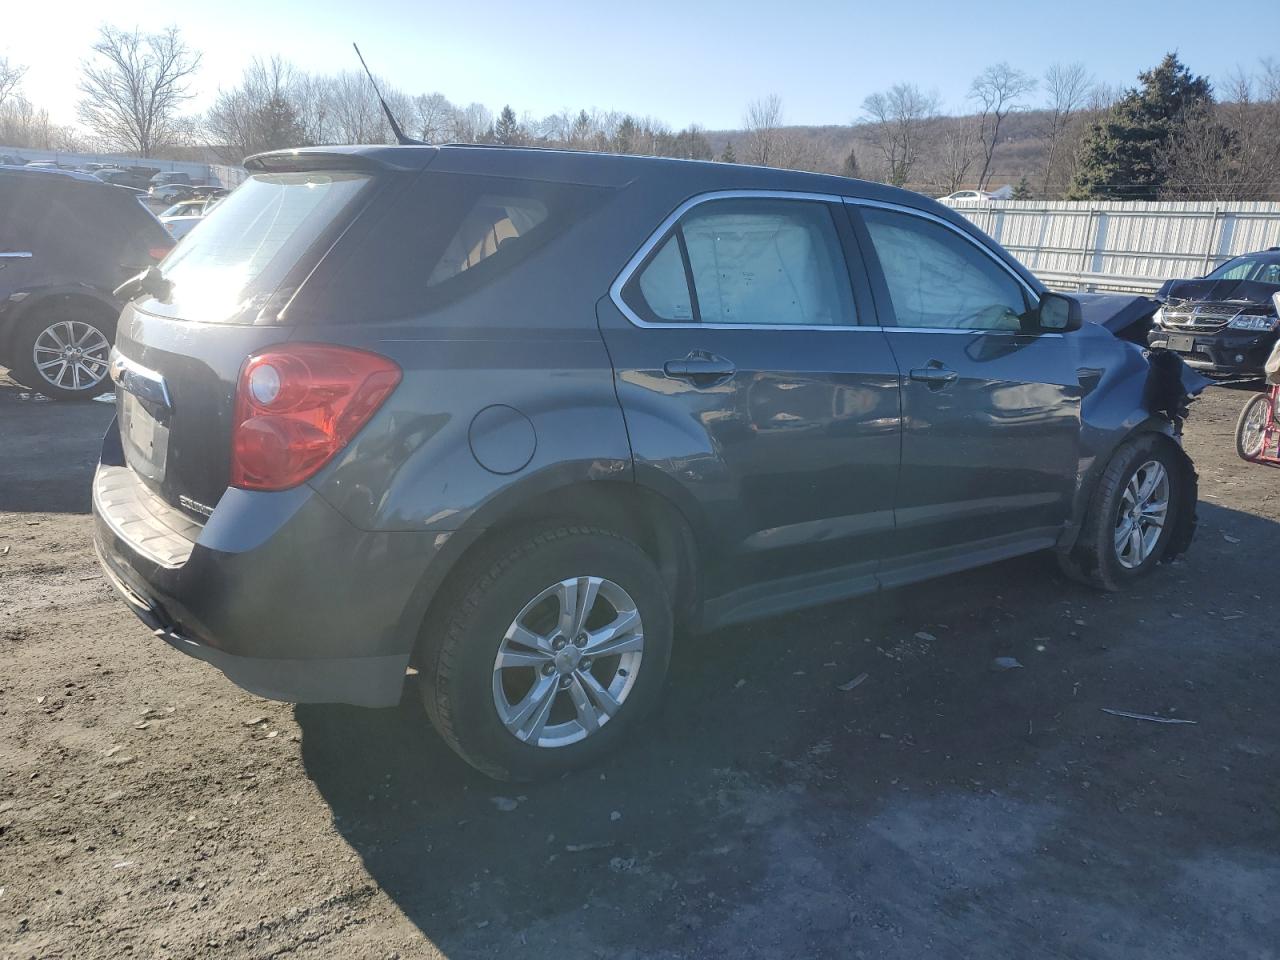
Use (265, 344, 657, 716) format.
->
(151, 171, 372, 324)
(624, 198, 856, 327)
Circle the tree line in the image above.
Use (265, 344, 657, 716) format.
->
(3, 28, 1279, 202)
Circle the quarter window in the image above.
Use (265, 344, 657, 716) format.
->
(626, 198, 855, 327)
(428, 194, 549, 286)
(861, 206, 1029, 331)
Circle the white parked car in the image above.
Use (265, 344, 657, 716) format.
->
(158, 197, 221, 239)
(938, 185, 1014, 204)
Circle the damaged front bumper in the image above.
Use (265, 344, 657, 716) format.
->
(1147, 326, 1277, 376)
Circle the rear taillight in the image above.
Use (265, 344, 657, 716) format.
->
(230, 343, 401, 491)
(148, 243, 173, 261)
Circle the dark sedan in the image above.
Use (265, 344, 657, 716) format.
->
(1148, 249, 1280, 377)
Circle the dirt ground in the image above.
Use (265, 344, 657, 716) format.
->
(1, 374, 1277, 960)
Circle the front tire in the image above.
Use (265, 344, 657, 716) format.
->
(1235, 393, 1270, 462)
(418, 526, 673, 781)
(10, 306, 114, 400)
(1061, 434, 1189, 590)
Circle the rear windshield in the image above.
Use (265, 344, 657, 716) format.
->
(150, 171, 371, 324)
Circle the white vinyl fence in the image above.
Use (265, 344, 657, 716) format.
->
(949, 200, 1280, 294)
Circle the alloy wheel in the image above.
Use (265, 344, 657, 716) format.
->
(492, 576, 644, 748)
(32, 320, 111, 394)
(1113, 460, 1170, 569)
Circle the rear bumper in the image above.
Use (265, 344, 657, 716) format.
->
(94, 542, 409, 706)
(92, 450, 443, 708)
(1147, 328, 1276, 376)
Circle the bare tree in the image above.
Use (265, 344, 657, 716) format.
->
(451, 102, 493, 143)
(76, 26, 201, 156)
(413, 92, 454, 143)
(326, 71, 387, 143)
(935, 116, 979, 193)
(0, 56, 26, 111)
(1161, 105, 1245, 200)
(1040, 62, 1092, 196)
(1164, 64, 1280, 201)
(743, 94, 786, 166)
(969, 63, 1036, 189)
(861, 83, 940, 186)
(292, 72, 334, 145)
(205, 57, 306, 162)
(1086, 82, 1121, 113)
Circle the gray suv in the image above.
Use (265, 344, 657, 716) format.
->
(93, 145, 1202, 780)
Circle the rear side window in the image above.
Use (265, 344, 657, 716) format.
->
(623, 198, 856, 327)
(428, 194, 549, 286)
(152, 171, 372, 324)
(311, 172, 609, 322)
(1, 177, 168, 267)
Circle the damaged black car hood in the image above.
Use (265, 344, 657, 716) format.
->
(1073, 292, 1160, 335)
(1070, 291, 1211, 408)
(1157, 277, 1280, 305)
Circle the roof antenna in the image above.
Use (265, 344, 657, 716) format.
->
(352, 42, 422, 145)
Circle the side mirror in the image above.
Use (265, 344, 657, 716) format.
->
(1037, 292, 1082, 333)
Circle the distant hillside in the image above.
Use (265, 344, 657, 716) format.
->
(708, 108, 1064, 196)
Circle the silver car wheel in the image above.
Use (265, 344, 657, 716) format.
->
(1114, 460, 1170, 569)
(492, 576, 644, 748)
(32, 320, 111, 393)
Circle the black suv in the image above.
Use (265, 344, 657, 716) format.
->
(1148, 248, 1280, 377)
(0, 167, 173, 398)
(94, 146, 1202, 780)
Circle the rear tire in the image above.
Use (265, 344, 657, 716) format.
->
(1060, 434, 1188, 591)
(418, 525, 673, 781)
(1235, 393, 1270, 462)
(9, 304, 114, 401)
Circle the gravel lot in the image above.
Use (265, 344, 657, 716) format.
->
(1, 374, 1277, 960)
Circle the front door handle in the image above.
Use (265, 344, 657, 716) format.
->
(909, 364, 959, 388)
(664, 354, 736, 384)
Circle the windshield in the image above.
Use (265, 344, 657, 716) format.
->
(152, 170, 371, 324)
(1205, 255, 1280, 285)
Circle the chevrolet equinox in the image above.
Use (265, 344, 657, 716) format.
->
(93, 145, 1201, 780)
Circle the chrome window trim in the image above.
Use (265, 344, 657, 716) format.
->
(845, 196, 1040, 304)
(0, 251, 33, 259)
(608, 189, 875, 332)
(885, 327, 1062, 339)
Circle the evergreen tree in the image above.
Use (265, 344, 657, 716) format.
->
(719, 142, 736, 164)
(613, 115, 638, 154)
(1012, 174, 1033, 199)
(1069, 53, 1212, 200)
(493, 104, 520, 145)
(841, 147, 860, 179)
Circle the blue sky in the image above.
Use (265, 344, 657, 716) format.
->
(5, 0, 1276, 131)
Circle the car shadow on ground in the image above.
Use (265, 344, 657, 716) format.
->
(297, 501, 1280, 958)
(0, 379, 115, 513)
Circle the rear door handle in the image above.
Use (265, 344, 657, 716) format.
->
(664, 355, 736, 384)
(909, 365, 958, 387)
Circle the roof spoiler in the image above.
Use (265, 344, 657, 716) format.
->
(243, 148, 435, 174)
